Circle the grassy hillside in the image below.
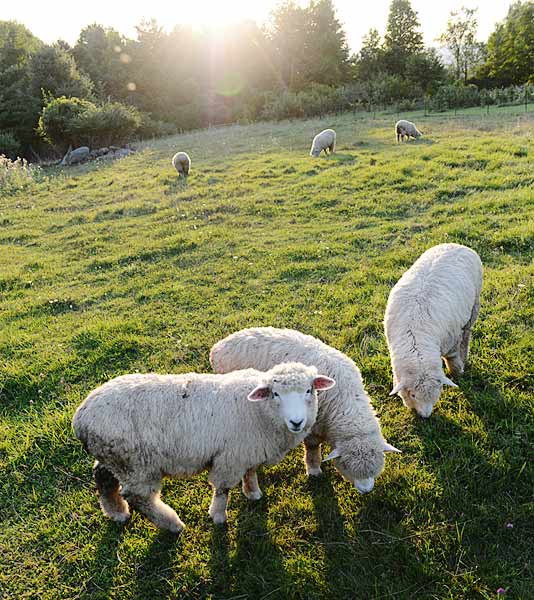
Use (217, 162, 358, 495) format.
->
(1, 109, 533, 599)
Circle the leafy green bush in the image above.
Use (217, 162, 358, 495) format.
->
(0, 132, 21, 159)
(37, 97, 95, 150)
(38, 98, 141, 150)
(73, 102, 141, 147)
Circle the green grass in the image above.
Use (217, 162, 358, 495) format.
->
(1, 108, 533, 599)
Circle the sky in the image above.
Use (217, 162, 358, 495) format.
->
(1, 0, 513, 52)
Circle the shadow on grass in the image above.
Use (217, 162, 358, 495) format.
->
(229, 487, 294, 598)
(164, 175, 188, 195)
(82, 521, 125, 598)
(134, 529, 182, 598)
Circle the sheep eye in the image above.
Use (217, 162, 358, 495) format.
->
(306, 389, 312, 394)
(273, 392, 280, 398)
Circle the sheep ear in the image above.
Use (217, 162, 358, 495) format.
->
(383, 442, 402, 453)
(322, 448, 341, 462)
(247, 385, 271, 401)
(389, 382, 406, 396)
(442, 376, 458, 388)
(313, 375, 336, 391)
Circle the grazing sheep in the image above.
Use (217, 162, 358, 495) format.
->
(172, 151, 191, 177)
(210, 328, 400, 494)
(395, 120, 422, 143)
(73, 363, 334, 532)
(384, 243, 483, 418)
(310, 129, 336, 157)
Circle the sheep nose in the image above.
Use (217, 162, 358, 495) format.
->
(290, 419, 304, 430)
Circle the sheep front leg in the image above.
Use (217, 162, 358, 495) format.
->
(209, 486, 230, 525)
(242, 468, 262, 500)
(121, 479, 184, 533)
(444, 348, 465, 377)
(304, 435, 322, 476)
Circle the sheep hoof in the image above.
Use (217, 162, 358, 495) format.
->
(167, 520, 185, 534)
(245, 489, 263, 501)
(306, 466, 322, 476)
(211, 512, 227, 525)
(108, 510, 131, 524)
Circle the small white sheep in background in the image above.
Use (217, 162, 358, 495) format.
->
(210, 328, 400, 495)
(384, 243, 483, 418)
(395, 120, 422, 142)
(310, 129, 336, 157)
(172, 151, 191, 177)
(72, 363, 334, 532)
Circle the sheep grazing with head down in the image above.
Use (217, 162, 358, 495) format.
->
(72, 363, 334, 532)
(310, 128, 336, 157)
(384, 243, 483, 418)
(172, 151, 191, 177)
(395, 120, 422, 143)
(210, 328, 401, 495)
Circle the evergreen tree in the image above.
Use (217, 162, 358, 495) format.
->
(383, 0, 424, 74)
(357, 28, 385, 80)
(305, 0, 351, 85)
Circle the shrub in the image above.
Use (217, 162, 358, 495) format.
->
(0, 132, 21, 159)
(38, 97, 95, 150)
(72, 102, 141, 147)
(39, 98, 141, 150)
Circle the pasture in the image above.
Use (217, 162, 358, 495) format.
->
(1, 108, 533, 599)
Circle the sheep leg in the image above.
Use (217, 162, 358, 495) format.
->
(443, 349, 465, 377)
(445, 297, 480, 375)
(304, 435, 323, 476)
(209, 486, 230, 525)
(459, 298, 480, 366)
(93, 461, 130, 523)
(242, 468, 262, 500)
(121, 479, 184, 533)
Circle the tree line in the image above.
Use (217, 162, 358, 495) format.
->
(0, 0, 532, 158)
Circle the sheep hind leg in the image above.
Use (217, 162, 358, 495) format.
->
(93, 461, 130, 523)
(459, 298, 480, 366)
(304, 436, 322, 476)
(242, 468, 262, 500)
(121, 479, 184, 533)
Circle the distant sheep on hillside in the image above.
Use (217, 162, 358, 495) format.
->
(310, 129, 336, 157)
(172, 152, 191, 177)
(395, 120, 422, 143)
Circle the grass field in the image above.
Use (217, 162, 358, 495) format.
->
(1, 108, 533, 599)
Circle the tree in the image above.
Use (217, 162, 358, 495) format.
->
(0, 20, 42, 71)
(477, 1, 534, 86)
(357, 28, 385, 80)
(439, 7, 483, 82)
(406, 49, 447, 92)
(28, 45, 93, 100)
(268, 1, 310, 89)
(383, 0, 424, 74)
(304, 0, 351, 85)
(73, 24, 132, 100)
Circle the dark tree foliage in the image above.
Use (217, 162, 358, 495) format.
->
(477, 1, 534, 86)
(357, 29, 385, 80)
(0, 20, 42, 71)
(73, 24, 133, 100)
(383, 0, 424, 74)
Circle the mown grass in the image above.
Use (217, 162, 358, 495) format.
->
(1, 108, 533, 599)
